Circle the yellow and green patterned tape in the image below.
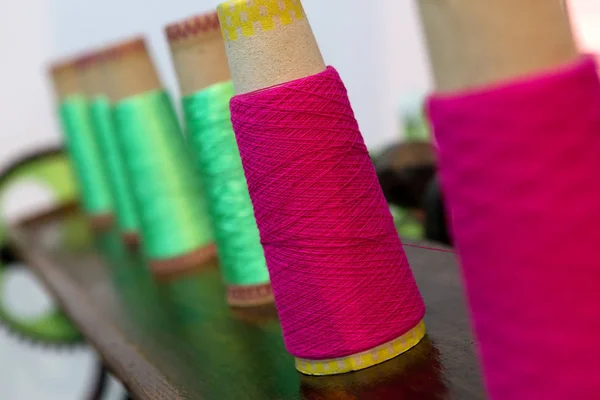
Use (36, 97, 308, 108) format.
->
(295, 320, 426, 376)
(218, 0, 305, 41)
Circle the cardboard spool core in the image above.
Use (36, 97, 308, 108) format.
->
(88, 214, 115, 232)
(122, 232, 140, 249)
(150, 244, 218, 281)
(103, 38, 162, 103)
(217, 0, 325, 95)
(166, 10, 274, 307)
(103, 37, 216, 278)
(416, 0, 579, 92)
(76, 52, 105, 99)
(166, 11, 232, 95)
(50, 59, 81, 101)
(216, 0, 425, 373)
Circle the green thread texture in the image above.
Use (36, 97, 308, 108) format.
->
(183, 81, 269, 286)
(59, 95, 112, 215)
(89, 96, 139, 234)
(113, 90, 213, 260)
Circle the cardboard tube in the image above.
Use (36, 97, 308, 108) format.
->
(166, 11, 232, 95)
(217, 0, 325, 94)
(103, 37, 161, 103)
(416, 0, 579, 92)
(102, 37, 216, 278)
(76, 52, 105, 98)
(49, 59, 82, 101)
(216, 0, 426, 374)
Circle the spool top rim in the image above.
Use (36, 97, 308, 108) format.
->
(73, 49, 106, 71)
(165, 11, 221, 43)
(49, 56, 77, 77)
(104, 36, 147, 60)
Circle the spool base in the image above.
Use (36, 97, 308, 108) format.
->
(89, 213, 114, 232)
(227, 283, 274, 308)
(122, 232, 140, 249)
(150, 243, 217, 280)
(230, 302, 278, 324)
(295, 320, 426, 376)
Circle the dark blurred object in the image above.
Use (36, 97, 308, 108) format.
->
(424, 176, 452, 246)
(375, 141, 436, 210)
(374, 141, 452, 247)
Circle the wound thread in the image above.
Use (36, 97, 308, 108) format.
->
(182, 81, 272, 303)
(230, 66, 426, 365)
(113, 89, 214, 264)
(58, 95, 112, 217)
(89, 96, 139, 237)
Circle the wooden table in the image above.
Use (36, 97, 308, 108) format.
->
(7, 207, 484, 399)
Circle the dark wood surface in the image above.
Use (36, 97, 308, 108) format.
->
(8, 208, 484, 399)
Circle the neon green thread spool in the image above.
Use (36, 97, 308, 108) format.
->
(77, 52, 140, 247)
(50, 60, 113, 230)
(104, 38, 216, 279)
(166, 12, 272, 307)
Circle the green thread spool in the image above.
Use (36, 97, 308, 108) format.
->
(113, 89, 215, 276)
(89, 95, 139, 243)
(59, 94, 113, 224)
(183, 81, 271, 304)
(166, 12, 272, 306)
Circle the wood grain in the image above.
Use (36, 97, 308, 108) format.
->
(8, 208, 484, 399)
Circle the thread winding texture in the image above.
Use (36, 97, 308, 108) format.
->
(113, 89, 213, 261)
(183, 81, 270, 287)
(59, 95, 112, 215)
(89, 96, 139, 235)
(230, 66, 425, 360)
(428, 56, 600, 399)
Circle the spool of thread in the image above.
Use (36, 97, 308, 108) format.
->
(103, 38, 216, 279)
(419, 2, 587, 398)
(166, 12, 272, 307)
(217, 0, 426, 375)
(49, 59, 113, 230)
(75, 51, 140, 247)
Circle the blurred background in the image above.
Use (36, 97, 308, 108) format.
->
(0, 0, 596, 398)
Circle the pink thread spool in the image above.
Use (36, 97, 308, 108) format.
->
(217, 0, 426, 376)
(417, 1, 600, 398)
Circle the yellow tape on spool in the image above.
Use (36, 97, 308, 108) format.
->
(295, 320, 426, 376)
(218, 0, 305, 41)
